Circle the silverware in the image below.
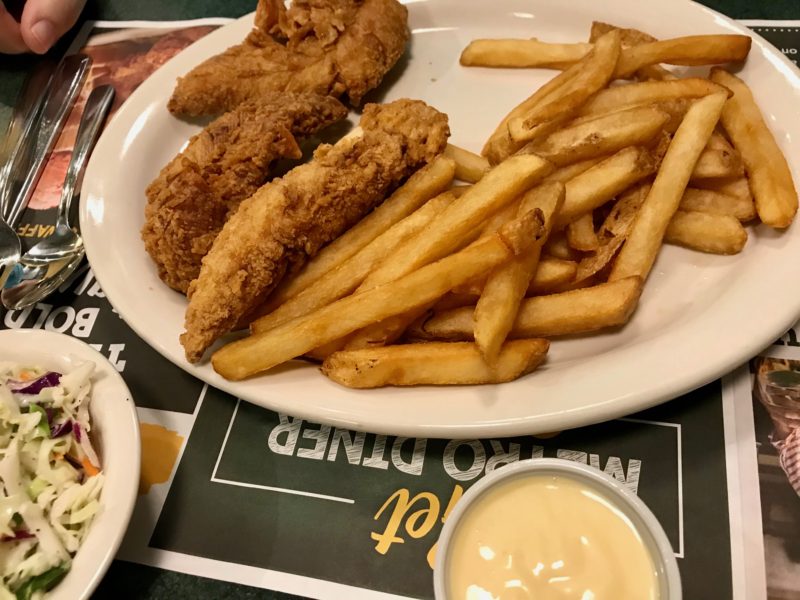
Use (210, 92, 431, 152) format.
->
(6, 53, 91, 229)
(0, 53, 90, 281)
(24, 85, 114, 267)
(2, 85, 115, 310)
(0, 59, 55, 218)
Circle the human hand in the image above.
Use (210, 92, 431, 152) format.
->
(0, 0, 87, 54)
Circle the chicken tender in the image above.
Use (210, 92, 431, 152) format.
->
(142, 92, 347, 293)
(181, 99, 450, 362)
(168, 0, 409, 117)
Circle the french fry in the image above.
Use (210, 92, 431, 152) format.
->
(482, 55, 584, 163)
(251, 191, 454, 334)
(460, 39, 592, 68)
(694, 176, 755, 213)
(566, 213, 599, 251)
(570, 98, 691, 134)
(574, 184, 649, 284)
(450, 184, 472, 197)
(590, 21, 658, 46)
(542, 156, 606, 183)
(558, 146, 657, 224)
(710, 68, 798, 228)
(474, 182, 565, 362)
(679, 187, 756, 221)
(599, 184, 650, 238)
(259, 156, 456, 312)
(589, 21, 675, 81)
(691, 147, 744, 180)
(544, 231, 581, 261)
(322, 339, 550, 388)
(445, 144, 490, 182)
(613, 35, 752, 79)
(610, 92, 727, 281)
(507, 31, 621, 142)
(434, 292, 480, 311)
(528, 258, 578, 294)
(212, 210, 545, 380)
(358, 155, 552, 292)
(665, 210, 748, 254)
(519, 106, 669, 167)
(343, 306, 431, 350)
(411, 277, 643, 341)
(579, 78, 729, 117)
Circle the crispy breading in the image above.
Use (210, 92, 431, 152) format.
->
(181, 99, 450, 362)
(142, 92, 347, 293)
(168, 0, 409, 117)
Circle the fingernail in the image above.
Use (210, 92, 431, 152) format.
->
(30, 19, 55, 53)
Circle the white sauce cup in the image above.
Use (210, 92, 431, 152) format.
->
(434, 457, 681, 599)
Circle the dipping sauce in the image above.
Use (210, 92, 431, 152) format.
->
(446, 474, 659, 599)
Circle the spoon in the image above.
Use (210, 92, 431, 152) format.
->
(1, 85, 114, 310)
(23, 85, 115, 267)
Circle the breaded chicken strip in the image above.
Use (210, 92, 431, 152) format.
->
(168, 0, 408, 117)
(181, 99, 450, 362)
(142, 92, 347, 293)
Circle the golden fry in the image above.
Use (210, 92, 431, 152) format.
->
(610, 92, 727, 281)
(579, 78, 729, 117)
(614, 35, 752, 79)
(482, 60, 582, 163)
(542, 156, 606, 183)
(520, 106, 669, 167)
(507, 31, 621, 142)
(710, 68, 798, 228)
(212, 210, 545, 380)
(528, 258, 578, 294)
(665, 210, 747, 254)
(691, 148, 744, 180)
(322, 340, 550, 388)
(359, 154, 552, 291)
(474, 182, 565, 362)
(679, 187, 756, 222)
(460, 39, 592, 68)
(566, 213, 599, 251)
(445, 144, 490, 182)
(559, 146, 656, 224)
(412, 277, 643, 341)
(544, 231, 582, 261)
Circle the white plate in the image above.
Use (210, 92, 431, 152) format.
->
(0, 329, 140, 599)
(81, 0, 800, 438)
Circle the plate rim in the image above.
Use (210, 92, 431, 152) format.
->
(80, 0, 800, 437)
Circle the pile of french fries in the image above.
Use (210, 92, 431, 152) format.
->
(211, 21, 798, 388)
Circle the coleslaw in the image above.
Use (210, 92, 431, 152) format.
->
(0, 361, 104, 599)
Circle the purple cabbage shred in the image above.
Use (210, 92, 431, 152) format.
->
(72, 422, 81, 442)
(8, 372, 61, 395)
(50, 420, 72, 438)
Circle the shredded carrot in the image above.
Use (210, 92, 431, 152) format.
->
(18, 371, 35, 381)
(81, 457, 100, 477)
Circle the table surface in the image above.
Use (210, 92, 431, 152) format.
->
(0, 0, 795, 598)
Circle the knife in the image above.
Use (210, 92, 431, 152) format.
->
(5, 53, 91, 230)
(0, 59, 56, 219)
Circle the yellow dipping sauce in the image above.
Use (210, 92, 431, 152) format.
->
(446, 474, 659, 600)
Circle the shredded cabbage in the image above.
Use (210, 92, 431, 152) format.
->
(0, 361, 104, 597)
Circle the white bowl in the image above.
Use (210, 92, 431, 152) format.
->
(434, 458, 681, 599)
(0, 329, 140, 600)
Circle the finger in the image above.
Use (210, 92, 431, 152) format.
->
(0, 4, 28, 53)
(20, 0, 86, 54)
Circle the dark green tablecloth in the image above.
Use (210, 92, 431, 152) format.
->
(0, 1, 794, 598)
